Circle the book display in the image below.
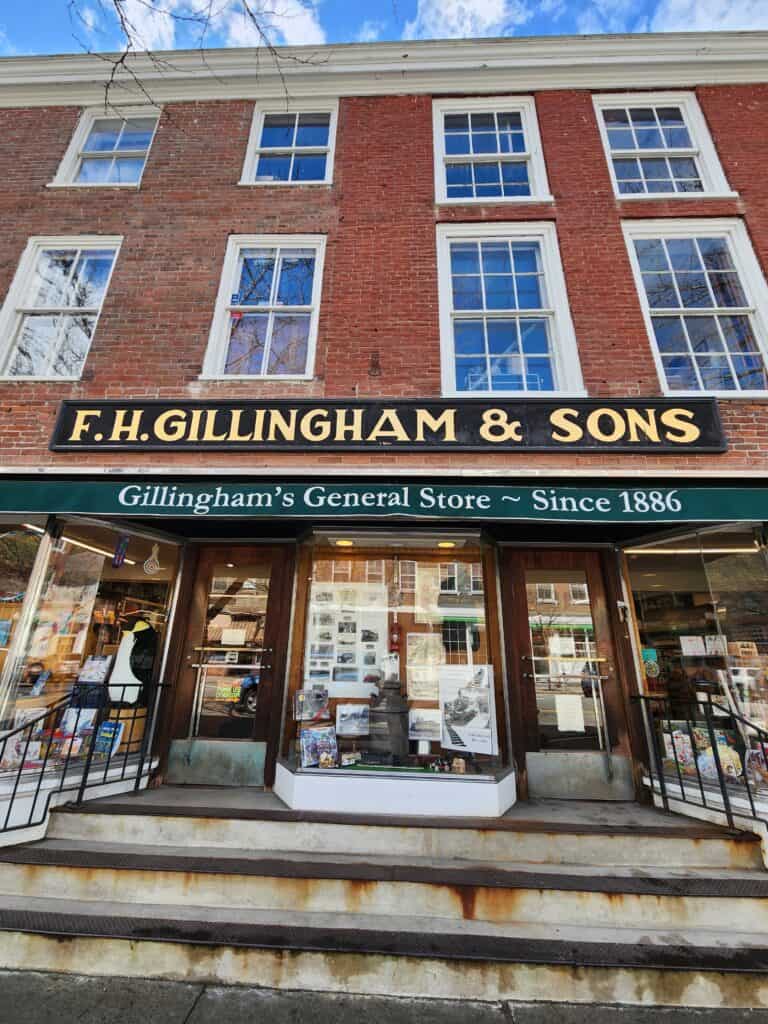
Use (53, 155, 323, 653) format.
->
(284, 539, 504, 777)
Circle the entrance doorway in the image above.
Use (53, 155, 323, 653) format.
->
(166, 544, 294, 787)
(500, 549, 636, 800)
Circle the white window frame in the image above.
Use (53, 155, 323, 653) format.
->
(202, 233, 326, 381)
(365, 559, 385, 584)
(436, 221, 584, 397)
(470, 562, 484, 594)
(50, 106, 159, 189)
(593, 92, 734, 201)
(439, 562, 459, 594)
(569, 582, 589, 604)
(240, 100, 338, 187)
(432, 96, 552, 205)
(623, 217, 768, 399)
(536, 583, 556, 604)
(0, 234, 122, 382)
(399, 559, 417, 592)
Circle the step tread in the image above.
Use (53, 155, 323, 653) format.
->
(0, 893, 765, 972)
(2, 838, 765, 897)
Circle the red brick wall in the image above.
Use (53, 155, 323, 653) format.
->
(0, 86, 766, 475)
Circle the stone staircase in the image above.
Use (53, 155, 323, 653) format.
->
(0, 789, 764, 1014)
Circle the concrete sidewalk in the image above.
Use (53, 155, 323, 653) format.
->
(0, 971, 766, 1023)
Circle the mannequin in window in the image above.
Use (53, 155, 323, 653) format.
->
(109, 619, 157, 705)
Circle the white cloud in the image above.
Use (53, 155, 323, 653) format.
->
(575, 0, 640, 34)
(404, 0, 532, 39)
(356, 18, 386, 42)
(0, 26, 16, 55)
(81, 6, 100, 35)
(650, 0, 768, 31)
(119, 0, 180, 50)
(223, 0, 326, 47)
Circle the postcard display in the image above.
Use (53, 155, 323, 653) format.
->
(292, 557, 502, 776)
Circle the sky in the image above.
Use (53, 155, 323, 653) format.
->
(0, 0, 767, 58)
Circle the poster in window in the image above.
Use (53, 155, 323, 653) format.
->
(439, 664, 497, 755)
(414, 564, 441, 625)
(408, 707, 442, 742)
(407, 665, 439, 701)
(407, 633, 444, 668)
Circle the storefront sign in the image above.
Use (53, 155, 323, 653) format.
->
(2, 480, 765, 523)
(50, 399, 726, 453)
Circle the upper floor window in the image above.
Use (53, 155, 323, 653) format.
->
(569, 582, 589, 604)
(241, 103, 338, 186)
(436, 222, 583, 396)
(432, 97, 551, 204)
(439, 563, 459, 594)
(593, 93, 732, 199)
(536, 583, 556, 603)
(52, 107, 158, 187)
(624, 218, 768, 396)
(0, 236, 120, 380)
(202, 234, 326, 380)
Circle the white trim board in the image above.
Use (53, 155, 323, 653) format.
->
(0, 33, 768, 107)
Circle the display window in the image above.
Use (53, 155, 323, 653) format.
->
(0, 522, 44, 686)
(0, 521, 179, 772)
(627, 524, 768, 793)
(282, 534, 506, 777)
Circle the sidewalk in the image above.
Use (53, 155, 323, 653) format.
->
(0, 971, 766, 1023)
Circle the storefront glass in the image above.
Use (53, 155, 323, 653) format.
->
(283, 537, 504, 776)
(627, 524, 768, 792)
(0, 521, 179, 771)
(0, 523, 43, 685)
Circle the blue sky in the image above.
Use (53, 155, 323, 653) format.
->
(1, 0, 767, 57)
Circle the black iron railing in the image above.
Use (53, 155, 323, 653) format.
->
(0, 683, 164, 836)
(634, 693, 768, 833)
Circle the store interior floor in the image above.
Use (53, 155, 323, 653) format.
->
(75, 785, 726, 834)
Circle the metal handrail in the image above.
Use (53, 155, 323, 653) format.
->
(0, 682, 166, 836)
(633, 692, 768, 834)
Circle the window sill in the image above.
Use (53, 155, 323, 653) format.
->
(237, 180, 333, 188)
(662, 390, 768, 400)
(46, 182, 142, 191)
(197, 374, 317, 382)
(441, 390, 588, 399)
(616, 191, 740, 202)
(436, 195, 555, 206)
(0, 375, 82, 383)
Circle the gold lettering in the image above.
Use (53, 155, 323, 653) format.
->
(334, 409, 364, 442)
(68, 408, 101, 442)
(202, 409, 229, 442)
(267, 409, 297, 442)
(367, 409, 409, 442)
(153, 409, 188, 443)
(586, 408, 625, 443)
(626, 408, 661, 444)
(252, 409, 265, 442)
(300, 409, 332, 442)
(549, 408, 583, 443)
(226, 409, 253, 443)
(415, 408, 457, 443)
(187, 409, 204, 443)
(660, 407, 701, 444)
(110, 409, 143, 442)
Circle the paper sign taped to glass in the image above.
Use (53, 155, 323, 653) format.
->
(439, 664, 498, 756)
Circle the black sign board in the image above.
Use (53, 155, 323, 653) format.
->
(51, 398, 726, 453)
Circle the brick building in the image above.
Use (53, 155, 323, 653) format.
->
(0, 30, 767, 817)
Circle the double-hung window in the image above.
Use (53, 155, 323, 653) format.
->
(52, 108, 158, 187)
(432, 97, 550, 204)
(241, 103, 338, 185)
(203, 234, 326, 379)
(436, 222, 582, 396)
(0, 237, 120, 379)
(594, 93, 732, 199)
(624, 219, 768, 395)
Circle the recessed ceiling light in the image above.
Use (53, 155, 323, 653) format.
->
(335, 539, 354, 547)
(226, 562, 235, 568)
(438, 541, 457, 549)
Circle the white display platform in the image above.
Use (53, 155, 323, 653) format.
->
(274, 760, 516, 817)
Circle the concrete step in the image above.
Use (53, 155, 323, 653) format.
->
(0, 838, 765, 933)
(47, 807, 764, 871)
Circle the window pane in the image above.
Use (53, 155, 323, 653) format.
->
(292, 154, 326, 181)
(8, 315, 60, 376)
(607, 128, 634, 150)
(640, 158, 672, 188)
(236, 252, 275, 305)
(520, 319, 548, 354)
(525, 357, 554, 391)
(83, 119, 120, 152)
(296, 113, 330, 147)
(657, 107, 691, 148)
(450, 243, 480, 275)
(653, 316, 687, 353)
(453, 320, 485, 355)
(720, 314, 759, 353)
(76, 158, 112, 184)
(52, 315, 94, 377)
(684, 316, 723, 352)
(501, 162, 530, 194)
(486, 320, 518, 354)
(260, 114, 295, 148)
(667, 238, 701, 272)
(30, 250, 76, 307)
(635, 239, 668, 272)
(676, 272, 712, 308)
(117, 117, 156, 150)
(643, 272, 678, 308)
(455, 357, 488, 391)
(473, 162, 502, 196)
(515, 273, 543, 309)
(452, 276, 483, 310)
(499, 132, 525, 155)
(661, 354, 699, 390)
(669, 157, 699, 179)
(485, 275, 515, 310)
(472, 133, 497, 155)
(490, 355, 524, 389)
(614, 158, 640, 181)
(445, 133, 471, 156)
(110, 157, 144, 183)
(277, 250, 315, 305)
(268, 315, 310, 375)
(710, 272, 747, 308)
(697, 355, 735, 390)
(446, 163, 472, 197)
(256, 154, 291, 182)
(512, 244, 539, 274)
(70, 251, 114, 308)
(224, 313, 268, 375)
(698, 237, 734, 271)
(733, 355, 768, 389)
